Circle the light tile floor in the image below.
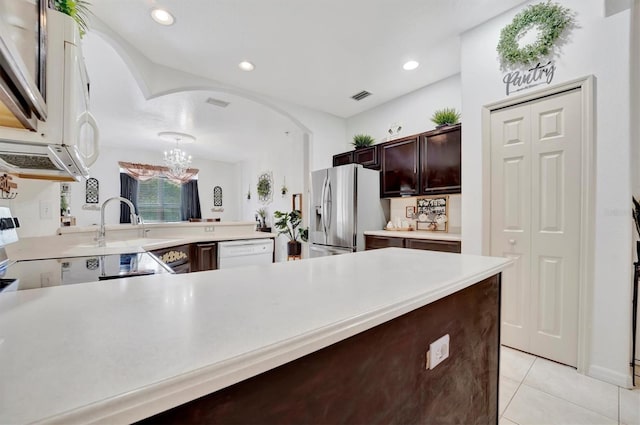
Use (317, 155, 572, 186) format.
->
(499, 346, 640, 425)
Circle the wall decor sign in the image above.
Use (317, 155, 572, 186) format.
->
(502, 60, 556, 96)
(497, 2, 574, 95)
(416, 196, 449, 232)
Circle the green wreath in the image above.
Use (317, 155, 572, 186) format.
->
(497, 2, 574, 67)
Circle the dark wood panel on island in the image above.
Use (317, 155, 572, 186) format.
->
(138, 274, 501, 424)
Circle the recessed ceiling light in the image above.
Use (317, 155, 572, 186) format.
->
(151, 8, 175, 26)
(238, 61, 255, 71)
(403, 60, 420, 71)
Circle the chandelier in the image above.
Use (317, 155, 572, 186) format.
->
(159, 131, 194, 176)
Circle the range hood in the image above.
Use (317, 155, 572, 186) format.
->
(0, 140, 88, 181)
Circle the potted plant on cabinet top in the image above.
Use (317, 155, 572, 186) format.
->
(430, 108, 461, 128)
(352, 134, 375, 150)
(273, 210, 307, 256)
(51, 0, 92, 36)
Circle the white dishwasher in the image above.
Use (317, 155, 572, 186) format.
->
(217, 239, 274, 269)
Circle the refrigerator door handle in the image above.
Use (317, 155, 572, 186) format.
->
(324, 178, 332, 233)
(321, 176, 328, 236)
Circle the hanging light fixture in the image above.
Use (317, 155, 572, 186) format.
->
(159, 131, 194, 176)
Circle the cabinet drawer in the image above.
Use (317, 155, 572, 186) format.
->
(365, 235, 405, 250)
(406, 238, 461, 253)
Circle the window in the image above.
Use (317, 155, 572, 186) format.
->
(137, 177, 182, 222)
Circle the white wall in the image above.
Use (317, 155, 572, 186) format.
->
(389, 195, 461, 232)
(64, 146, 240, 227)
(93, 23, 347, 176)
(0, 178, 60, 237)
(346, 74, 462, 148)
(238, 130, 305, 262)
(460, 0, 633, 386)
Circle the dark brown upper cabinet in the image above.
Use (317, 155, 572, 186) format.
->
(332, 151, 353, 167)
(420, 124, 461, 195)
(380, 136, 420, 197)
(332, 146, 379, 170)
(353, 145, 379, 169)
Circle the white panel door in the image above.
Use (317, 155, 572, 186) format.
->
(491, 89, 582, 367)
(490, 106, 532, 351)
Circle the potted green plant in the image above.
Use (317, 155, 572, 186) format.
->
(51, 0, 92, 36)
(273, 210, 307, 256)
(256, 208, 268, 229)
(352, 134, 375, 149)
(430, 108, 461, 128)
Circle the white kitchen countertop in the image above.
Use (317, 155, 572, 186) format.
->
(6, 232, 276, 261)
(0, 248, 510, 424)
(364, 229, 462, 241)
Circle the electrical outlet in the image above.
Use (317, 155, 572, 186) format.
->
(428, 334, 450, 370)
(204, 226, 214, 232)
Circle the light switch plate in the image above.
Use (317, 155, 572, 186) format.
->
(428, 334, 450, 369)
(39, 200, 52, 219)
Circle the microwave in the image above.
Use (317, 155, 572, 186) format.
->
(0, 0, 47, 130)
(0, 6, 99, 181)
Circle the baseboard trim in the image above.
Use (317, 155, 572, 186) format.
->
(587, 365, 634, 388)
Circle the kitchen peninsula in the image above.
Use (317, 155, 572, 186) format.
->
(0, 248, 510, 424)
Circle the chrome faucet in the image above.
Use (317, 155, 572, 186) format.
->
(97, 196, 139, 247)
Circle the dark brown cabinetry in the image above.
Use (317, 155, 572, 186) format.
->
(332, 151, 353, 167)
(331, 125, 462, 198)
(353, 146, 379, 169)
(405, 238, 461, 253)
(332, 146, 380, 170)
(193, 242, 217, 272)
(150, 244, 192, 274)
(380, 136, 420, 197)
(365, 234, 461, 253)
(421, 124, 461, 194)
(364, 235, 406, 250)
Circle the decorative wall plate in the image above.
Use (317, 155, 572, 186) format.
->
(257, 172, 273, 205)
(86, 178, 99, 203)
(213, 186, 223, 207)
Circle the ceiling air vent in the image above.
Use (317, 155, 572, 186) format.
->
(205, 97, 231, 108)
(351, 90, 372, 101)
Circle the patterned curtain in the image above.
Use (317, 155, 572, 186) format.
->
(118, 161, 198, 184)
(119, 173, 138, 223)
(181, 179, 202, 221)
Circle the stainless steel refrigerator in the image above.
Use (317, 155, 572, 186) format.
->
(310, 163, 389, 257)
